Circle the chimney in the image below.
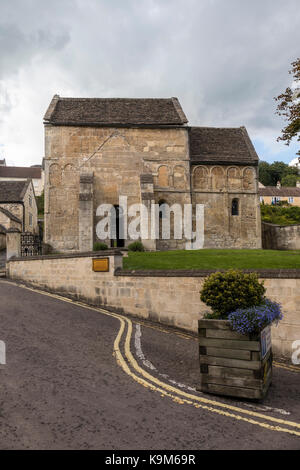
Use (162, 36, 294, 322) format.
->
(276, 181, 281, 189)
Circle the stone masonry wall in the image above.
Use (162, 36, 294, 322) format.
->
(7, 253, 300, 359)
(262, 222, 300, 250)
(44, 125, 190, 252)
(191, 165, 261, 249)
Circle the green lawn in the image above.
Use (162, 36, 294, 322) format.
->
(123, 249, 300, 270)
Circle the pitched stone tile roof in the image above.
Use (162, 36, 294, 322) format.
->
(0, 207, 22, 224)
(0, 180, 29, 202)
(44, 95, 188, 126)
(0, 166, 42, 179)
(259, 187, 300, 197)
(189, 126, 259, 165)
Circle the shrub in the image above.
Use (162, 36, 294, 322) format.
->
(128, 241, 145, 252)
(200, 270, 266, 318)
(93, 242, 108, 251)
(228, 299, 283, 335)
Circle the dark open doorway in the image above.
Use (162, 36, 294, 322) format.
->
(110, 205, 125, 248)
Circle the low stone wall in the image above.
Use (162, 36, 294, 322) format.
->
(262, 221, 300, 250)
(6, 252, 300, 359)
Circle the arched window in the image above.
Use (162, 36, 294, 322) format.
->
(231, 198, 239, 216)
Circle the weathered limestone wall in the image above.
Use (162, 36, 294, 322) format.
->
(0, 203, 23, 228)
(191, 165, 261, 249)
(0, 233, 5, 250)
(22, 181, 38, 234)
(44, 125, 190, 252)
(0, 208, 22, 231)
(7, 253, 299, 359)
(6, 230, 21, 259)
(262, 222, 300, 250)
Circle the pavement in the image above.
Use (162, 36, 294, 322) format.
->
(0, 278, 299, 450)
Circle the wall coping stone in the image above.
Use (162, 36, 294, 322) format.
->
(7, 250, 123, 262)
(115, 268, 300, 279)
(262, 221, 300, 228)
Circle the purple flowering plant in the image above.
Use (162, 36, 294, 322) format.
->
(228, 299, 283, 335)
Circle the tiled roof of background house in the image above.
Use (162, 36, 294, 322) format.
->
(0, 166, 42, 179)
(0, 180, 29, 202)
(189, 126, 259, 165)
(259, 187, 300, 197)
(44, 95, 188, 126)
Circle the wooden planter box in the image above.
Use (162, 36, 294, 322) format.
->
(198, 319, 272, 400)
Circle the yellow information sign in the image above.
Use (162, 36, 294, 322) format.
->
(92, 258, 109, 272)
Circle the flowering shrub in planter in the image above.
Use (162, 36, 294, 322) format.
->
(198, 270, 283, 400)
(228, 299, 283, 335)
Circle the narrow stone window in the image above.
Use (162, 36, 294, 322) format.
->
(231, 198, 239, 216)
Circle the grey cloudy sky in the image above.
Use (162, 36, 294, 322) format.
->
(0, 0, 299, 166)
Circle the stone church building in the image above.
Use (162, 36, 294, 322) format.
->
(43, 95, 261, 252)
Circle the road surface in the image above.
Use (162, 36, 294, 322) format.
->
(0, 279, 299, 450)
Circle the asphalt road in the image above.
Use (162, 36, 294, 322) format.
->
(0, 279, 299, 450)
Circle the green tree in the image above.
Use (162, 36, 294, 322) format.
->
(259, 160, 298, 186)
(274, 58, 300, 156)
(36, 191, 44, 216)
(281, 174, 299, 187)
(258, 161, 273, 186)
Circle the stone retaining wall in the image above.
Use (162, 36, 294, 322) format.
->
(6, 252, 300, 359)
(262, 221, 300, 250)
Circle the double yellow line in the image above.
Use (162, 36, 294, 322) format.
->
(2, 280, 300, 438)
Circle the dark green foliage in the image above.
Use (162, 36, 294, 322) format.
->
(200, 270, 266, 318)
(128, 241, 145, 252)
(259, 161, 299, 186)
(36, 191, 44, 216)
(281, 174, 299, 187)
(261, 204, 300, 225)
(93, 242, 108, 251)
(274, 58, 300, 156)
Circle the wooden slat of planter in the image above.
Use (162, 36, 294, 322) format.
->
(198, 320, 231, 330)
(208, 365, 254, 378)
(205, 329, 250, 341)
(200, 382, 262, 400)
(199, 355, 261, 370)
(205, 347, 251, 361)
(200, 373, 263, 389)
(199, 337, 261, 351)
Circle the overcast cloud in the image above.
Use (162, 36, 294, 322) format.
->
(0, 0, 299, 166)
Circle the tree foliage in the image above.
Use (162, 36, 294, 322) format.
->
(258, 160, 299, 186)
(261, 204, 300, 225)
(274, 58, 300, 156)
(200, 270, 266, 318)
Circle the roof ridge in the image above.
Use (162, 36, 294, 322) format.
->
(44, 95, 188, 126)
(190, 126, 246, 130)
